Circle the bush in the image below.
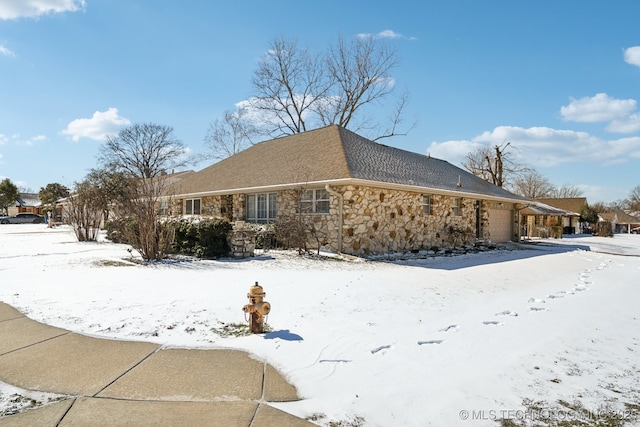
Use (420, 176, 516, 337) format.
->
(172, 217, 232, 258)
(105, 218, 129, 244)
(595, 221, 614, 237)
(105, 216, 175, 260)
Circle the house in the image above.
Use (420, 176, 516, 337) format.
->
(519, 198, 585, 238)
(168, 125, 530, 256)
(599, 210, 640, 234)
(536, 198, 587, 234)
(520, 201, 580, 239)
(7, 193, 43, 216)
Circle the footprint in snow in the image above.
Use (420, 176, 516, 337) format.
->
(418, 340, 444, 345)
(439, 324, 460, 332)
(574, 284, 587, 292)
(495, 310, 518, 317)
(547, 291, 569, 299)
(528, 297, 546, 304)
(371, 345, 392, 355)
(529, 307, 548, 312)
(482, 320, 504, 326)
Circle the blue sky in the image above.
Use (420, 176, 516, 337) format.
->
(1, 0, 639, 203)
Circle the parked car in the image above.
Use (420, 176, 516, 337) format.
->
(0, 213, 45, 224)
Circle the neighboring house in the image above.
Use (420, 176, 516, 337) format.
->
(7, 193, 42, 216)
(55, 170, 196, 223)
(599, 210, 640, 234)
(167, 125, 529, 256)
(535, 198, 587, 234)
(519, 201, 581, 239)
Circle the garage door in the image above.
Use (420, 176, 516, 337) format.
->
(489, 208, 513, 242)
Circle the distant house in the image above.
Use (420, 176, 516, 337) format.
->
(167, 125, 529, 256)
(519, 202, 577, 238)
(599, 210, 640, 234)
(7, 193, 42, 216)
(520, 197, 587, 238)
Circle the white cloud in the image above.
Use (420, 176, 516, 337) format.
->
(624, 46, 640, 67)
(560, 93, 636, 123)
(0, 44, 15, 57)
(0, 133, 49, 146)
(427, 125, 640, 169)
(18, 134, 48, 146)
(357, 29, 415, 40)
(606, 113, 640, 133)
(0, 0, 85, 20)
(61, 108, 131, 142)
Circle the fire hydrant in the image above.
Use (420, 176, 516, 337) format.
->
(242, 282, 271, 334)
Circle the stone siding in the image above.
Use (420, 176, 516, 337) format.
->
(324, 185, 483, 256)
(170, 185, 513, 256)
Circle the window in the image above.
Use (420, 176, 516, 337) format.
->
(301, 189, 330, 214)
(185, 198, 201, 215)
(246, 193, 277, 223)
(158, 200, 169, 216)
(453, 198, 462, 216)
(422, 195, 433, 215)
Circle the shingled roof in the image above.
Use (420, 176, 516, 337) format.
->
(172, 125, 528, 203)
(600, 210, 640, 225)
(536, 198, 587, 214)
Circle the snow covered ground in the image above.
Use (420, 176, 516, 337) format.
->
(1, 225, 639, 426)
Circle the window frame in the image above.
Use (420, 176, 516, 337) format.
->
(300, 188, 330, 214)
(246, 192, 277, 223)
(158, 200, 169, 216)
(422, 195, 433, 216)
(453, 197, 462, 216)
(185, 198, 201, 215)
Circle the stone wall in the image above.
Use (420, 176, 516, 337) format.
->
(324, 185, 482, 256)
(170, 185, 510, 256)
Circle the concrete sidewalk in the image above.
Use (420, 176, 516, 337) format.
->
(0, 302, 315, 426)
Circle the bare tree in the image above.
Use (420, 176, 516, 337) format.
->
(463, 142, 528, 188)
(250, 37, 326, 136)
(550, 184, 584, 199)
(318, 35, 410, 140)
(99, 123, 187, 179)
(511, 170, 555, 199)
(625, 185, 640, 212)
(98, 123, 186, 260)
(66, 179, 104, 242)
(247, 34, 412, 142)
(203, 109, 265, 160)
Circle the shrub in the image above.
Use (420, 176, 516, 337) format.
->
(172, 217, 232, 258)
(551, 225, 563, 239)
(595, 221, 613, 237)
(105, 216, 175, 260)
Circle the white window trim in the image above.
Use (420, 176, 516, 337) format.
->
(185, 198, 201, 215)
(422, 195, 433, 216)
(453, 198, 462, 216)
(246, 193, 277, 223)
(301, 188, 330, 214)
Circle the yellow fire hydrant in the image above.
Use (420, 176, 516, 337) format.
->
(242, 282, 271, 334)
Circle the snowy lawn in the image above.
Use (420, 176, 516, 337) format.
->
(1, 225, 639, 426)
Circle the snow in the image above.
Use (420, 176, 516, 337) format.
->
(1, 225, 639, 426)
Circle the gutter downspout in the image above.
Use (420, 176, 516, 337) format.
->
(325, 185, 343, 253)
